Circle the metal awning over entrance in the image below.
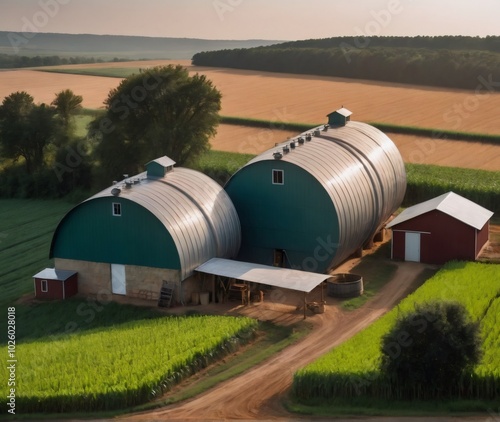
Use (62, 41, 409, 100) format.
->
(196, 258, 330, 293)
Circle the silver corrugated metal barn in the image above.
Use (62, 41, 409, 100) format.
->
(224, 108, 406, 273)
(51, 157, 241, 301)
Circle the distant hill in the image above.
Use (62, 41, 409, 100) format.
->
(0, 32, 283, 60)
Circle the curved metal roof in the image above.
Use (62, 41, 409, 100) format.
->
(244, 120, 406, 267)
(83, 167, 241, 280)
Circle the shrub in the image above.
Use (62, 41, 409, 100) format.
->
(380, 301, 482, 397)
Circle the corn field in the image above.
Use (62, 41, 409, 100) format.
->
(405, 164, 500, 213)
(0, 314, 257, 413)
(292, 261, 500, 401)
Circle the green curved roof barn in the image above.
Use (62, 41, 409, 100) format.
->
(50, 158, 241, 280)
(224, 111, 406, 273)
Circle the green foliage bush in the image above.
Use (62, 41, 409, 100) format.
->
(380, 301, 483, 396)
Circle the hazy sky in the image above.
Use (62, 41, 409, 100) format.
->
(1, 0, 500, 40)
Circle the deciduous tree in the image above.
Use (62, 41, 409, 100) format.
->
(0, 92, 58, 173)
(51, 89, 83, 134)
(90, 65, 221, 180)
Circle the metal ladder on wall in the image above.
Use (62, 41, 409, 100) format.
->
(158, 281, 174, 308)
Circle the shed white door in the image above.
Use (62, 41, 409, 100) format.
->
(405, 232, 421, 262)
(111, 264, 126, 295)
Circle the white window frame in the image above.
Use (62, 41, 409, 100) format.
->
(112, 202, 122, 216)
(41, 279, 48, 293)
(272, 169, 284, 185)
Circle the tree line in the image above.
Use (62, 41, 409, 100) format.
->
(0, 54, 130, 69)
(0, 65, 221, 200)
(192, 36, 500, 90)
(276, 35, 500, 53)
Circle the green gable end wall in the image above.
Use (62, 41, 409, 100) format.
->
(51, 197, 180, 269)
(225, 161, 340, 273)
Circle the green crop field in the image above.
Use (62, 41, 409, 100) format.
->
(293, 261, 500, 403)
(0, 199, 73, 308)
(191, 149, 256, 185)
(405, 163, 500, 213)
(0, 308, 256, 412)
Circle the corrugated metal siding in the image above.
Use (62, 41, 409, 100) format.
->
(230, 121, 406, 270)
(51, 167, 241, 280)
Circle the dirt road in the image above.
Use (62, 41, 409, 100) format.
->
(122, 262, 429, 421)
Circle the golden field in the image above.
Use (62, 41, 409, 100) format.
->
(214, 125, 500, 171)
(2, 59, 500, 133)
(1, 59, 500, 170)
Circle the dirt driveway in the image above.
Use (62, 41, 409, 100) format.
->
(121, 262, 435, 421)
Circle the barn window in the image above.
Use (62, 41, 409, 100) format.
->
(41, 279, 48, 293)
(272, 169, 284, 185)
(112, 203, 122, 216)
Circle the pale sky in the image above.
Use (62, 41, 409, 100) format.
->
(1, 0, 499, 40)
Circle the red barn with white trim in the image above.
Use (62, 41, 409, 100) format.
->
(387, 192, 493, 265)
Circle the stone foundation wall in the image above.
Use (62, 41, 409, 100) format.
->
(54, 258, 188, 304)
(55, 258, 110, 295)
(125, 265, 180, 302)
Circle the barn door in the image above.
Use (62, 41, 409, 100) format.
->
(405, 232, 421, 262)
(111, 264, 126, 295)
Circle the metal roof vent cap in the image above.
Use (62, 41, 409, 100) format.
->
(273, 151, 283, 160)
(290, 141, 296, 149)
(306, 133, 312, 141)
(283, 145, 290, 154)
(313, 129, 321, 137)
(298, 137, 305, 145)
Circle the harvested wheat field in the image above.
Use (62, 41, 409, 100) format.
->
(0, 69, 118, 108)
(390, 133, 500, 171)
(2, 59, 500, 134)
(212, 124, 299, 155)
(211, 125, 500, 171)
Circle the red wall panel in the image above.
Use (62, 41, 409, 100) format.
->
(391, 210, 479, 265)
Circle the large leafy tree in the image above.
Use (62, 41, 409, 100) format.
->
(51, 89, 83, 134)
(0, 91, 58, 173)
(380, 301, 482, 396)
(90, 65, 221, 180)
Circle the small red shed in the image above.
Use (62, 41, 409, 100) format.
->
(386, 192, 493, 265)
(33, 268, 78, 299)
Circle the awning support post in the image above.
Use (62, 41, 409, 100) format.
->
(303, 292, 307, 320)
